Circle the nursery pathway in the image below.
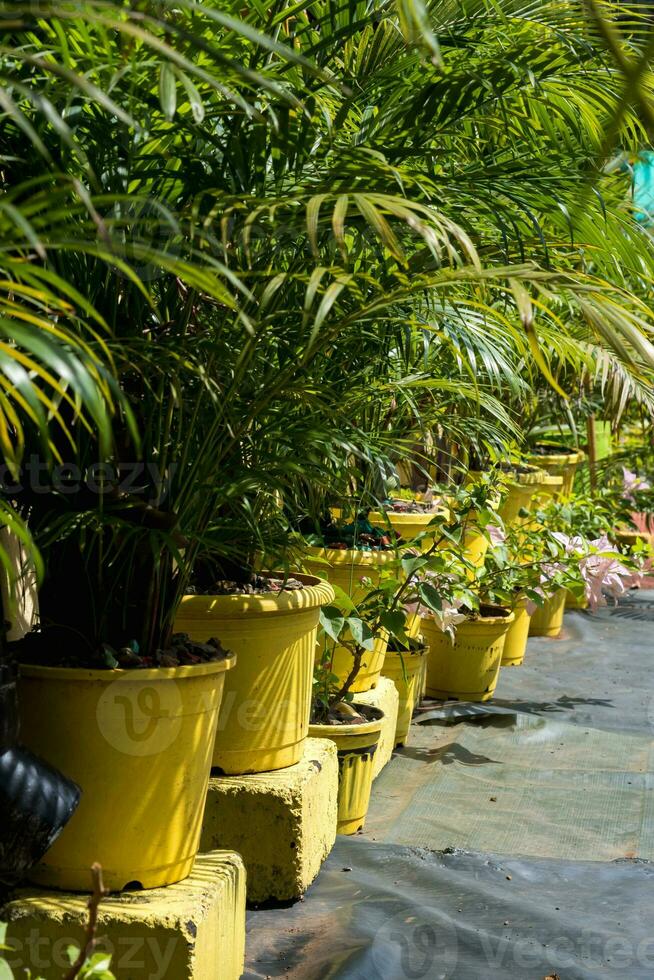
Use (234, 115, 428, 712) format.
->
(245, 590, 654, 979)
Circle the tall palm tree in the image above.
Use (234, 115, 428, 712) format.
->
(2, 0, 653, 659)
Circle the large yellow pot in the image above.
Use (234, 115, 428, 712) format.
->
(381, 647, 427, 745)
(17, 657, 235, 892)
(526, 447, 584, 497)
(309, 705, 383, 835)
(317, 631, 389, 694)
(422, 608, 514, 702)
(529, 589, 567, 637)
(175, 574, 334, 775)
(501, 599, 531, 666)
(302, 547, 397, 603)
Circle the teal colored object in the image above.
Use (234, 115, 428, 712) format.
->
(632, 150, 654, 224)
(593, 420, 612, 461)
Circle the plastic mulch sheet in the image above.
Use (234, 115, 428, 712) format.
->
(245, 839, 654, 979)
(246, 590, 654, 979)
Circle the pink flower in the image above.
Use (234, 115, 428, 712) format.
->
(420, 598, 467, 637)
(487, 524, 506, 547)
(578, 537, 644, 610)
(623, 468, 651, 504)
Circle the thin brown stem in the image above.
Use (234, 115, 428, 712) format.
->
(63, 863, 108, 980)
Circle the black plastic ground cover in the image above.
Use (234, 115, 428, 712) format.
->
(246, 591, 654, 979)
(245, 838, 654, 979)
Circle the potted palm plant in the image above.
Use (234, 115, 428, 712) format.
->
(5, 0, 654, 900)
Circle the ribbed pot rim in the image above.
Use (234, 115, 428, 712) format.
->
(18, 654, 237, 683)
(178, 572, 334, 616)
(528, 445, 585, 464)
(309, 703, 384, 739)
(304, 546, 398, 566)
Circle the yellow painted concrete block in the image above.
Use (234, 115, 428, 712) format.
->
(1, 851, 246, 980)
(357, 676, 399, 779)
(201, 737, 338, 905)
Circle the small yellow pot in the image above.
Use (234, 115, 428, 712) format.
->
(309, 705, 383, 835)
(302, 547, 397, 603)
(613, 528, 654, 554)
(435, 526, 489, 578)
(470, 466, 548, 527)
(175, 574, 334, 774)
(422, 608, 514, 702)
(532, 474, 565, 505)
(529, 589, 567, 637)
(526, 447, 584, 497)
(368, 509, 448, 551)
(317, 630, 389, 694)
(565, 585, 589, 610)
(461, 527, 490, 571)
(499, 483, 539, 526)
(501, 599, 532, 666)
(381, 647, 427, 745)
(418, 652, 428, 699)
(17, 657, 235, 892)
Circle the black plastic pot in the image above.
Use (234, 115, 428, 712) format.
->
(0, 745, 81, 885)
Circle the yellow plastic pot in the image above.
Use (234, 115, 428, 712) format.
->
(434, 526, 489, 579)
(309, 705, 383, 835)
(565, 584, 589, 610)
(461, 528, 490, 570)
(422, 607, 514, 702)
(469, 466, 548, 527)
(531, 474, 565, 506)
(526, 447, 584, 497)
(368, 508, 449, 551)
(302, 547, 397, 603)
(419, 652, 428, 699)
(613, 528, 654, 554)
(501, 599, 532, 666)
(317, 630, 389, 694)
(499, 483, 539, 526)
(175, 574, 334, 775)
(529, 589, 567, 637)
(381, 647, 427, 745)
(17, 657, 235, 892)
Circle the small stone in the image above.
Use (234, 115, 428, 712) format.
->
(506, 875, 512, 880)
(116, 648, 144, 668)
